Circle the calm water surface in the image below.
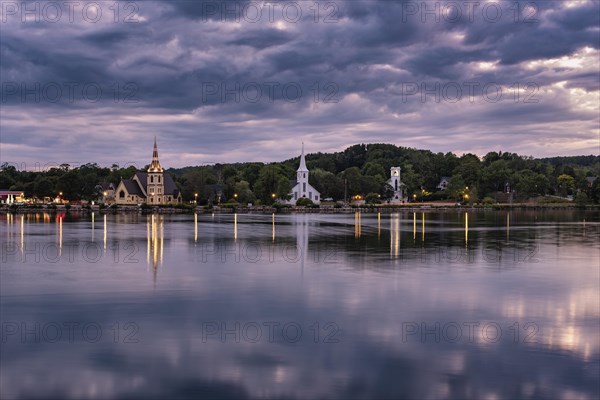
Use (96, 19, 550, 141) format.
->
(1, 210, 599, 399)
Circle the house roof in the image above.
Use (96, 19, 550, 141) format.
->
(97, 182, 115, 191)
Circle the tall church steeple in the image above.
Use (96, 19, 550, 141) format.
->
(297, 142, 308, 172)
(296, 142, 309, 191)
(147, 137, 165, 205)
(148, 136, 163, 173)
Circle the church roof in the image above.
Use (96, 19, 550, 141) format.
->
(122, 179, 144, 196)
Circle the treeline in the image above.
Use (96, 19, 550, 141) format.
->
(2, 144, 599, 204)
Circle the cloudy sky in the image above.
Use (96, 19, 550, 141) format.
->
(1, 0, 599, 169)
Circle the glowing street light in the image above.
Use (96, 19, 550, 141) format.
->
(194, 193, 198, 205)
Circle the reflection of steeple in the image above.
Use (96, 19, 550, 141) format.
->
(147, 214, 164, 284)
(297, 214, 308, 277)
(148, 136, 164, 173)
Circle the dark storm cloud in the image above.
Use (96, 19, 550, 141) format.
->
(0, 0, 598, 167)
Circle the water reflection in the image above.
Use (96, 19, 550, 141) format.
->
(147, 214, 164, 276)
(194, 212, 198, 243)
(0, 210, 599, 399)
(390, 213, 399, 257)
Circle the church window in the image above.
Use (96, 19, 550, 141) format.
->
(303, 183, 306, 192)
(158, 176, 161, 183)
(151, 176, 154, 183)
(309, 192, 312, 199)
(294, 192, 297, 200)
(395, 181, 398, 190)
(303, 173, 306, 178)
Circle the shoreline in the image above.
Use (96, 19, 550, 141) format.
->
(2, 203, 598, 215)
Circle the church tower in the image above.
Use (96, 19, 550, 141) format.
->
(147, 137, 165, 204)
(297, 142, 309, 197)
(389, 167, 403, 202)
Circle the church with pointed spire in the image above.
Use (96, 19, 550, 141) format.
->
(286, 143, 320, 205)
(115, 138, 182, 205)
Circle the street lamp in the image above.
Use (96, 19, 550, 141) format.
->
(234, 193, 238, 199)
(194, 193, 198, 205)
(412, 194, 417, 202)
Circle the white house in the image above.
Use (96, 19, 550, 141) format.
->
(437, 176, 451, 190)
(387, 167, 405, 204)
(287, 144, 320, 205)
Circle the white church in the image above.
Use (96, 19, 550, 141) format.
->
(387, 166, 406, 204)
(286, 144, 320, 205)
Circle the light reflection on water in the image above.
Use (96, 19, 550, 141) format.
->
(1, 210, 599, 400)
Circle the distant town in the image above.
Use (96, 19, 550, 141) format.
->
(1, 139, 599, 208)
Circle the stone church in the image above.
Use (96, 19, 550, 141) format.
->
(115, 138, 182, 205)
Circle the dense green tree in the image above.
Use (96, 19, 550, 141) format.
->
(557, 174, 576, 196)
